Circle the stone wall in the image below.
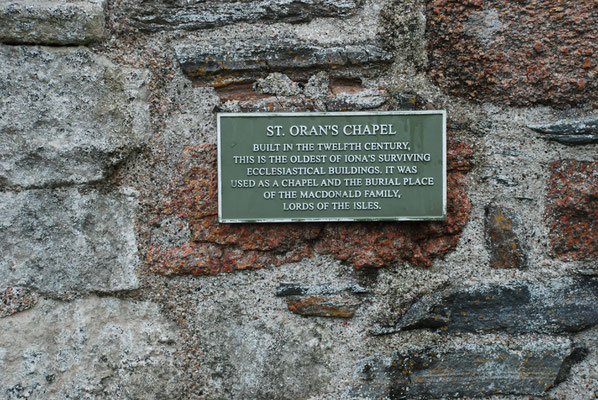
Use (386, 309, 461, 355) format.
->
(1, 0, 596, 399)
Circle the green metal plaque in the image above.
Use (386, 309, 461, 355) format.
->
(218, 111, 446, 223)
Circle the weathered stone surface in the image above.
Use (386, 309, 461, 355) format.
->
(144, 137, 472, 275)
(324, 87, 389, 111)
(218, 92, 322, 113)
(350, 339, 586, 398)
(546, 160, 598, 261)
(427, 1, 598, 106)
(175, 39, 392, 85)
(0, 287, 37, 318)
(304, 71, 330, 100)
(119, 0, 360, 32)
(182, 271, 333, 399)
(0, 188, 139, 294)
(529, 116, 598, 145)
(0, 0, 105, 45)
(0, 296, 181, 399)
(286, 295, 360, 318)
(254, 73, 302, 96)
(380, 0, 427, 71)
(276, 282, 368, 297)
(375, 277, 598, 335)
(216, 76, 389, 112)
(0, 45, 150, 189)
(484, 204, 527, 269)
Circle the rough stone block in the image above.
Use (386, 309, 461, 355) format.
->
(175, 39, 392, 85)
(0, 0, 105, 45)
(350, 339, 586, 398)
(0, 188, 139, 294)
(0, 296, 181, 398)
(304, 71, 330, 99)
(0, 45, 150, 189)
(529, 116, 598, 145)
(120, 0, 360, 32)
(546, 160, 598, 261)
(485, 204, 527, 268)
(188, 278, 333, 398)
(426, 1, 598, 106)
(375, 277, 598, 335)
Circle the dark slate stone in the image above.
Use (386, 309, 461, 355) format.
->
(554, 345, 589, 385)
(484, 205, 527, 268)
(545, 134, 598, 145)
(123, 0, 361, 32)
(374, 277, 598, 335)
(349, 341, 586, 399)
(529, 116, 598, 135)
(529, 116, 598, 145)
(175, 40, 392, 82)
(276, 282, 368, 297)
(389, 92, 420, 110)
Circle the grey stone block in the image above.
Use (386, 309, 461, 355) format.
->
(0, 0, 105, 45)
(121, 0, 360, 32)
(374, 277, 598, 335)
(0, 45, 150, 189)
(350, 339, 586, 398)
(0, 188, 139, 294)
(175, 39, 392, 83)
(0, 296, 181, 398)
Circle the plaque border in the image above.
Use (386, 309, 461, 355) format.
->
(217, 110, 446, 223)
